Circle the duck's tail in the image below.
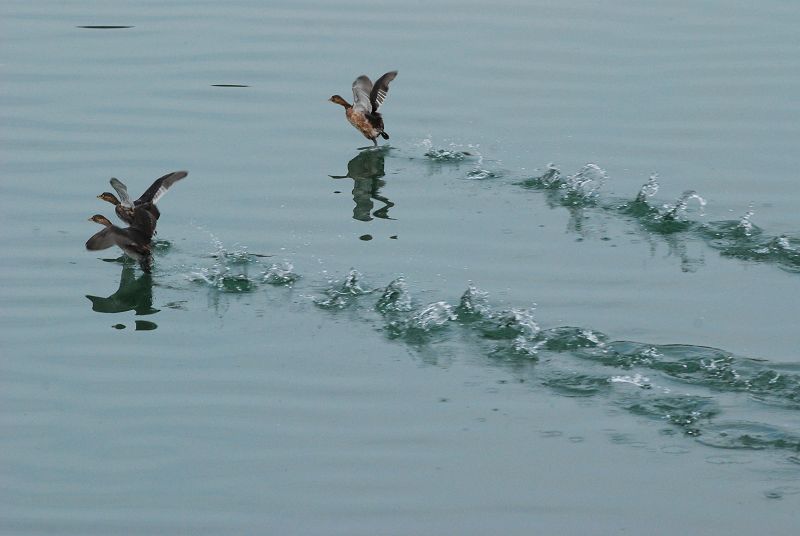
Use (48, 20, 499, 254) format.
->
(380, 131, 390, 140)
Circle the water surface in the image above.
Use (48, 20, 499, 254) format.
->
(2, 1, 800, 534)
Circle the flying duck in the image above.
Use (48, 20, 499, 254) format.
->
(86, 212, 155, 273)
(329, 71, 397, 147)
(97, 170, 188, 228)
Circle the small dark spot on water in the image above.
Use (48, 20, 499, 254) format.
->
(540, 430, 563, 438)
(359, 234, 373, 241)
(77, 26, 134, 29)
(439, 397, 449, 402)
(211, 84, 250, 88)
(69, 261, 76, 265)
(334, 190, 341, 194)
(112, 324, 125, 329)
(492, 408, 499, 412)
(763, 486, 800, 500)
(135, 320, 157, 331)
(389, 235, 398, 239)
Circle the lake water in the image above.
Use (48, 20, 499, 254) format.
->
(2, 0, 800, 534)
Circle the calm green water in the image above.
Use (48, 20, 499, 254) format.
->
(2, 1, 800, 534)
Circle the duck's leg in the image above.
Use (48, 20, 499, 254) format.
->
(372, 138, 378, 147)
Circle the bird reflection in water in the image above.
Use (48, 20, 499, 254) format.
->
(86, 265, 159, 320)
(330, 147, 395, 221)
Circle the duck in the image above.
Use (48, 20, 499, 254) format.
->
(85, 212, 155, 273)
(329, 71, 397, 147)
(97, 170, 188, 228)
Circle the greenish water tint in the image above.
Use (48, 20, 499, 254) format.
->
(2, 0, 800, 533)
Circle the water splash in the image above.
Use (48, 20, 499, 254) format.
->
(518, 163, 604, 206)
(562, 163, 605, 205)
(455, 284, 492, 319)
(661, 190, 707, 222)
(188, 234, 260, 293)
(465, 155, 499, 180)
(408, 301, 457, 331)
(262, 262, 300, 286)
(635, 173, 660, 203)
(313, 269, 372, 309)
(695, 422, 800, 451)
(306, 273, 800, 453)
(420, 138, 474, 162)
(376, 277, 413, 313)
(736, 206, 755, 237)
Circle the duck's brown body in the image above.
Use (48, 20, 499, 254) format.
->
(345, 106, 384, 142)
(330, 71, 397, 147)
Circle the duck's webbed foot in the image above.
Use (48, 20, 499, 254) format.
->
(139, 256, 153, 274)
(380, 131, 389, 140)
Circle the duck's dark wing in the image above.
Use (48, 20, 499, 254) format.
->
(86, 227, 120, 251)
(352, 75, 373, 114)
(136, 170, 188, 205)
(131, 205, 157, 238)
(370, 71, 397, 112)
(110, 178, 133, 207)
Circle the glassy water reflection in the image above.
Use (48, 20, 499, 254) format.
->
(86, 265, 159, 316)
(331, 147, 395, 222)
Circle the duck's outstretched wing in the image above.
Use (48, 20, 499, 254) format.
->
(352, 75, 373, 114)
(110, 178, 133, 207)
(137, 170, 188, 205)
(86, 227, 119, 250)
(370, 71, 397, 112)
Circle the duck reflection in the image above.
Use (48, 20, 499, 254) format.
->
(331, 148, 395, 221)
(86, 265, 159, 315)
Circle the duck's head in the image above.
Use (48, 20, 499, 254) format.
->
(88, 214, 113, 227)
(97, 192, 120, 205)
(329, 95, 351, 108)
